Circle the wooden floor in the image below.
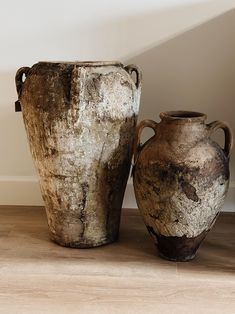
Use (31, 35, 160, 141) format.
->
(0, 207, 235, 314)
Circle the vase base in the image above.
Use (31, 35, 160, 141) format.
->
(155, 232, 206, 263)
(50, 235, 119, 249)
(158, 250, 196, 262)
(146, 225, 207, 262)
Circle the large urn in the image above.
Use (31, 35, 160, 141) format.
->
(15, 61, 141, 248)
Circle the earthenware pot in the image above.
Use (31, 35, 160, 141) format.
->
(133, 111, 233, 261)
(15, 61, 141, 248)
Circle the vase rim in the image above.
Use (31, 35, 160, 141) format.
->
(160, 110, 207, 122)
(38, 61, 123, 67)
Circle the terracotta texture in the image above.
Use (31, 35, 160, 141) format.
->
(15, 61, 141, 248)
(133, 111, 233, 261)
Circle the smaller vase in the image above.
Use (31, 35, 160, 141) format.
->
(133, 111, 233, 261)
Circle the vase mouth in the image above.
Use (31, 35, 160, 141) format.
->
(38, 61, 123, 67)
(160, 110, 207, 122)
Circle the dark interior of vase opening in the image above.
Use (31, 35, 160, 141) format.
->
(39, 61, 122, 66)
(168, 112, 204, 118)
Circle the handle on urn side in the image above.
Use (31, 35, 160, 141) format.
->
(15, 66, 30, 112)
(133, 119, 158, 167)
(207, 120, 233, 158)
(124, 64, 142, 90)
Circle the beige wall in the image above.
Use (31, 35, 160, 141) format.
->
(129, 8, 235, 180)
(0, 0, 234, 208)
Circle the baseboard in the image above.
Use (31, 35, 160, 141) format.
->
(0, 176, 43, 206)
(0, 176, 234, 211)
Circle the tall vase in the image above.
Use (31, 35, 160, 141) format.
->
(15, 61, 141, 248)
(133, 111, 233, 261)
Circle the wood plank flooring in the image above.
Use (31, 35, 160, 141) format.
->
(0, 206, 234, 314)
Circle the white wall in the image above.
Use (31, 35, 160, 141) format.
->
(0, 0, 235, 210)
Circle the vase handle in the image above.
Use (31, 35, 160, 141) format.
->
(133, 119, 158, 166)
(124, 64, 142, 90)
(15, 66, 30, 112)
(207, 120, 233, 158)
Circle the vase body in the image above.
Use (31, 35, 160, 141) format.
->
(133, 111, 233, 261)
(15, 61, 141, 248)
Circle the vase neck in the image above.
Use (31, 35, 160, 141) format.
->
(157, 111, 208, 145)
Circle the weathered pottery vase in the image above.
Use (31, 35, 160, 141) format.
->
(133, 111, 233, 261)
(15, 61, 141, 248)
